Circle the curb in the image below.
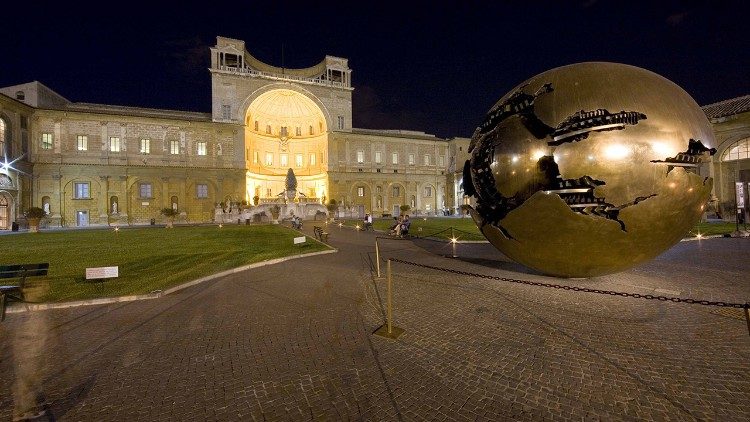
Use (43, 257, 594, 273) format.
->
(6, 248, 337, 314)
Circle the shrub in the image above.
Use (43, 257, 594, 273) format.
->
(24, 207, 47, 219)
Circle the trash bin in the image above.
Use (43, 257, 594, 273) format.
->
(245, 218, 250, 225)
(11, 221, 19, 232)
(150, 218, 155, 225)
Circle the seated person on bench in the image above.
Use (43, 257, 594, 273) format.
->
(397, 215, 411, 237)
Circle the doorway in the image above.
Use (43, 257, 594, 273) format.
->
(76, 210, 89, 227)
(0, 195, 8, 229)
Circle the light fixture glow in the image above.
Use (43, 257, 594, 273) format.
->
(604, 144, 631, 160)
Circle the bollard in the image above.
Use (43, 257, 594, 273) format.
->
(451, 227, 457, 258)
(745, 304, 750, 337)
(373, 258, 404, 339)
(375, 238, 381, 278)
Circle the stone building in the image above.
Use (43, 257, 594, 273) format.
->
(0, 36, 471, 229)
(0, 35, 746, 229)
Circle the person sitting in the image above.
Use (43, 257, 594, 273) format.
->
(388, 216, 401, 236)
(363, 213, 373, 231)
(397, 215, 411, 237)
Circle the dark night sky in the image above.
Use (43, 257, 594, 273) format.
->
(2, 1, 748, 138)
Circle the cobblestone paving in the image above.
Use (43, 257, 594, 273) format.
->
(1, 227, 748, 421)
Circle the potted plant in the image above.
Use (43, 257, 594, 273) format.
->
(269, 204, 281, 223)
(326, 199, 338, 218)
(253, 195, 260, 206)
(24, 207, 47, 233)
(160, 207, 179, 228)
(400, 204, 411, 215)
(285, 168, 297, 200)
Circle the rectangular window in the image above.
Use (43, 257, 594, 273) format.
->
(196, 184, 208, 198)
(41, 133, 53, 150)
(295, 126, 301, 136)
(408, 153, 415, 165)
(196, 141, 207, 156)
(280, 127, 288, 138)
(76, 135, 88, 151)
(74, 182, 90, 199)
(424, 186, 432, 197)
(423, 154, 430, 166)
(221, 105, 231, 120)
(139, 183, 152, 198)
(266, 125, 272, 134)
(295, 154, 303, 167)
(309, 125, 314, 135)
(337, 116, 344, 130)
(375, 151, 382, 164)
(280, 154, 288, 167)
(356, 150, 364, 163)
(109, 136, 120, 152)
(265, 152, 273, 166)
(140, 138, 150, 154)
(309, 153, 317, 166)
(357, 187, 364, 197)
(392, 152, 398, 164)
(266, 188, 272, 197)
(439, 156, 444, 166)
(393, 186, 400, 197)
(253, 151, 259, 164)
(254, 121, 259, 131)
(169, 140, 180, 155)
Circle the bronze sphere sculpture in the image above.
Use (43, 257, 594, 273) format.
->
(463, 62, 715, 277)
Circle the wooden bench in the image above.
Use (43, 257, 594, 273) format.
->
(1, 263, 49, 321)
(313, 226, 329, 242)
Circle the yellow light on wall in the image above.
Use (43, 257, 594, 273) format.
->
(604, 144, 631, 160)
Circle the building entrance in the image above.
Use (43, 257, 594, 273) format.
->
(76, 210, 89, 227)
(0, 195, 8, 229)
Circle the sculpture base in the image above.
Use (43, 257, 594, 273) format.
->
(373, 324, 404, 339)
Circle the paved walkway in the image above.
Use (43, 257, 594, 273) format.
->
(1, 225, 748, 421)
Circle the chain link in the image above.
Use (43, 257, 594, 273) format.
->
(389, 258, 750, 309)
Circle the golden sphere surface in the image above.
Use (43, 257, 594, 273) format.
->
(466, 62, 714, 277)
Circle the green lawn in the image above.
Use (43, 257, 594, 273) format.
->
(0, 224, 330, 303)
(341, 217, 739, 240)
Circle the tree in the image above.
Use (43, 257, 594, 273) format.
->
(326, 199, 338, 213)
(400, 204, 411, 214)
(161, 207, 179, 228)
(285, 168, 297, 191)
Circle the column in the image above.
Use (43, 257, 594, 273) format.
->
(99, 175, 109, 225)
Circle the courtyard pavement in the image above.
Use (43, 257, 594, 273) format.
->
(1, 224, 748, 421)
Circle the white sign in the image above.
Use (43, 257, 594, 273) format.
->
(736, 182, 745, 209)
(86, 266, 119, 280)
(293, 236, 306, 244)
(141, 202, 150, 206)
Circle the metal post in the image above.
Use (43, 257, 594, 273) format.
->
(387, 259, 393, 335)
(745, 304, 750, 337)
(451, 227, 457, 258)
(375, 238, 381, 278)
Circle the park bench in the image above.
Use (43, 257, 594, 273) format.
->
(313, 226, 329, 242)
(0, 263, 49, 321)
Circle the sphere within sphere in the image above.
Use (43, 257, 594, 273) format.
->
(465, 62, 715, 277)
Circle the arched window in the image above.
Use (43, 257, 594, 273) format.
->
(722, 137, 750, 161)
(0, 118, 6, 158)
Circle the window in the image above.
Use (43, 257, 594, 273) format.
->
(196, 141, 207, 156)
(408, 153, 415, 165)
(722, 137, 750, 161)
(266, 125, 272, 134)
(439, 156, 444, 166)
(280, 154, 288, 167)
(170, 140, 180, 155)
(254, 121, 259, 131)
(393, 186, 400, 197)
(357, 150, 364, 163)
(196, 184, 208, 198)
(140, 138, 150, 154)
(15, 91, 25, 101)
(253, 151, 259, 164)
(217, 144, 222, 156)
(375, 151, 382, 164)
(337, 116, 344, 129)
(221, 105, 231, 120)
(309, 153, 316, 166)
(139, 183, 152, 198)
(0, 119, 5, 157)
(74, 182, 90, 199)
(309, 125, 314, 135)
(267, 188, 272, 197)
(295, 126, 301, 136)
(357, 187, 364, 197)
(109, 136, 120, 152)
(423, 154, 430, 166)
(392, 152, 398, 164)
(424, 186, 432, 197)
(265, 152, 273, 166)
(41, 133, 53, 150)
(295, 154, 303, 167)
(76, 135, 88, 151)
(280, 127, 288, 138)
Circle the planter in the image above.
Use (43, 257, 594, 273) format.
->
(28, 218, 41, 233)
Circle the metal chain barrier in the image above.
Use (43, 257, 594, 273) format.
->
(389, 258, 750, 310)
